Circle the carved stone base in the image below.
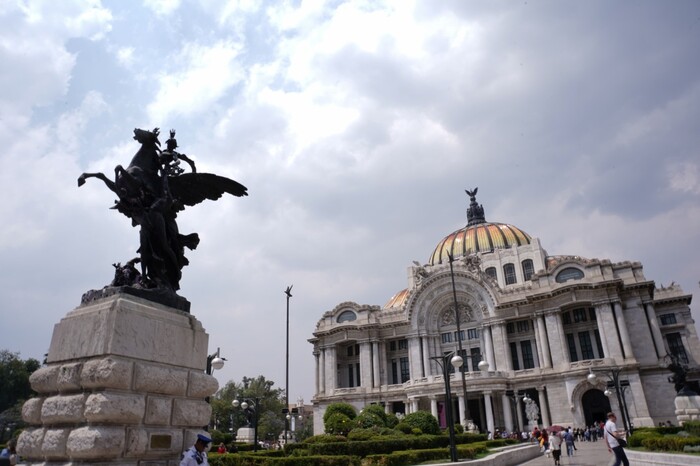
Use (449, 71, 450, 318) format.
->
(236, 427, 256, 444)
(675, 395, 700, 426)
(17, 293, 217, 464)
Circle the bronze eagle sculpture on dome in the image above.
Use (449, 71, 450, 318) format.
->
(78, 128, 247, 300)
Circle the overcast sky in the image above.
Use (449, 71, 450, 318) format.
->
(1, 0, 699, 406)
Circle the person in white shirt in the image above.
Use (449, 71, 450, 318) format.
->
(180, 434, 211, 466)
(604, 412, 629, 466)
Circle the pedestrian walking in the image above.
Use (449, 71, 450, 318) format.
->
(604, 412, 629, 466)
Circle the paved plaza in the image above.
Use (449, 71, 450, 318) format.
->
(518, 440, 615, 466)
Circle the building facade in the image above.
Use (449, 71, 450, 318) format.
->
(309, 190, 700, 435)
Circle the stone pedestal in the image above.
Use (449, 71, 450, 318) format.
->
(236, 427, 256, 444)
(17, 293, 219, 465)
(675, 395, 700, 425)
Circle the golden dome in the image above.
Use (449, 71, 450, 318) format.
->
(428, 188, 532, 265)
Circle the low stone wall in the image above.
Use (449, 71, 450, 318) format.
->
(626, 449, 700, 466)
(454, 444, 541, 466)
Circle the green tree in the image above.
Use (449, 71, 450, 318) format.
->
(0, 350, 41, 442)
(209, 375, 286, 444)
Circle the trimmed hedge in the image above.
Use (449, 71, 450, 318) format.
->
(362, 444, 488, 466)
(641, 436, 700, 452)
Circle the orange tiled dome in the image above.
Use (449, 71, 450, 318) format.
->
(428, 188, 532, 265)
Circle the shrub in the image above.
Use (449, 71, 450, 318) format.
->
(325, 413, 354, 436)
(400, 411, 440, 435)
(323, 403, 357, 425)
(454, 423, 464, 434)
(395, 422, 412, 434)
(354, 411, 384, 429)
(361, 405, 390, 426)
(385, 413, 400, 428)
(304, 434, 348, 444)
(683, 420, 700, 436)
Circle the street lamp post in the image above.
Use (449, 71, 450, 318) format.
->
(284, 285, 293, 446)
(233, 398, 260, 452)
(206, 347, 226, 375)
(430, 351, 464, 462)
(447, 252, 471, 428)
(588, 368, 632, 435)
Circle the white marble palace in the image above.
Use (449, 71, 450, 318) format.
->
(309, 189, 700, 435)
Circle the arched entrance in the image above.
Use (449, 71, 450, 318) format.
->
(582, 389, 610, 426)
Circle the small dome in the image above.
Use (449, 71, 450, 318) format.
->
(428, 188, 532, 265)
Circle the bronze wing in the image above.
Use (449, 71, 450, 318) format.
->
(169, 172, 248, 208)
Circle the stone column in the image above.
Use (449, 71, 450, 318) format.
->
(613, 302, 634, 360)
(372, 341, 381, 388)
(18, 294, 218, 464)
(484, 392, 495, 436)
(594, 305, 611, 359)
(359, 341, 372, 388)
(325, 345, 337, 392)
(314, 351, 320, 394)
(422, 336, 431, 378)
(496, 323, 512, 372)
(457, 395, 466, 426)
(502, 393, 514, 432)
(411, 398, 419, 414)
(544, 312, 566, 368)
(537, 387, 550, 427)
(515, 397, 524, 432)
(409, 336, 422, 381)
(319, 348, 326, 393)
(484, 325, 495, 371)
(431, 397, 439, 420)
(597, 302, 623, 361)
(536, 315, 552, 368)
(644, 303, 664, 359)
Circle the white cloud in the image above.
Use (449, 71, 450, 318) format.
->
(668, 162, 700, 195)
(147, 40, 245, 122)
(144, 0, 181, 17)
(116, 46, 135, 68)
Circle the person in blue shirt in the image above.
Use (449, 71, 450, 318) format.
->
(180, 434, 211, 466)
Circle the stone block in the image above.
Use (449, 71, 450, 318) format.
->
(145, 396, 172, 425)
(125, 428, 182, 457)
(134, 362, 187, 396)
(57, 362, 83, 392)
(81, 357, 133, 390)
(22, 397, 44, 424)
(84, 392, 146, 423)
(16, 427, 45, 458)
(172, 399, 211, 427)
(42, 394, 87, 424)
(187, 371, 219, 398)
(30, 366, 60, 393)
(42, 428, 71, 458)
(66, 426, 126, 459)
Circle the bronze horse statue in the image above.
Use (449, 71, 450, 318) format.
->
(78, 128, 248, 292)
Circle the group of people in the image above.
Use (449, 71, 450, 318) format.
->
(529, 412, 628, 466)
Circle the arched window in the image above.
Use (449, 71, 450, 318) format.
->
(337, 310, 357, 323)
(503, 263, 516, 285)
(485, 267, 497, 280)
(522, 259, 534, 281)
(555, 267, 584, 283)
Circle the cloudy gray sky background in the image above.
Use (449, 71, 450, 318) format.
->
(1, 0, 699, 405)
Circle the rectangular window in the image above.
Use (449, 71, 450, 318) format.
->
(390, 341, 397, 352)
(347, 346, 354, 356)
(667, 332, 689, 364)
(573, 308, 587, 323)
(441, 332, 452, 343)
(391, 360, 398, 384)
(579, 331, 594, 360)
(522, 259, 534, 281)
(589, 308, 597, 321)
(594, 329, 604, 358)
(470, 347, 481, 372)
(562, 312, 572, 325)
(356, 363, 361, 387)
(348, 365, 354, 387)
(455, 330, 465, 341)
(510, 342, 520, 370)
(517, 320, 530, 333)
(457, 349, 467, 373)
(660, 314, 677, 325)
(504, 264, 517, 285)
(400, 357, 410, 383)
(506, 322, 515, 334)
(521, 341, 534, 369)
(398, 339, 408, 350)
(467, 328, 480, 340)
(567, 333, 579, 362)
